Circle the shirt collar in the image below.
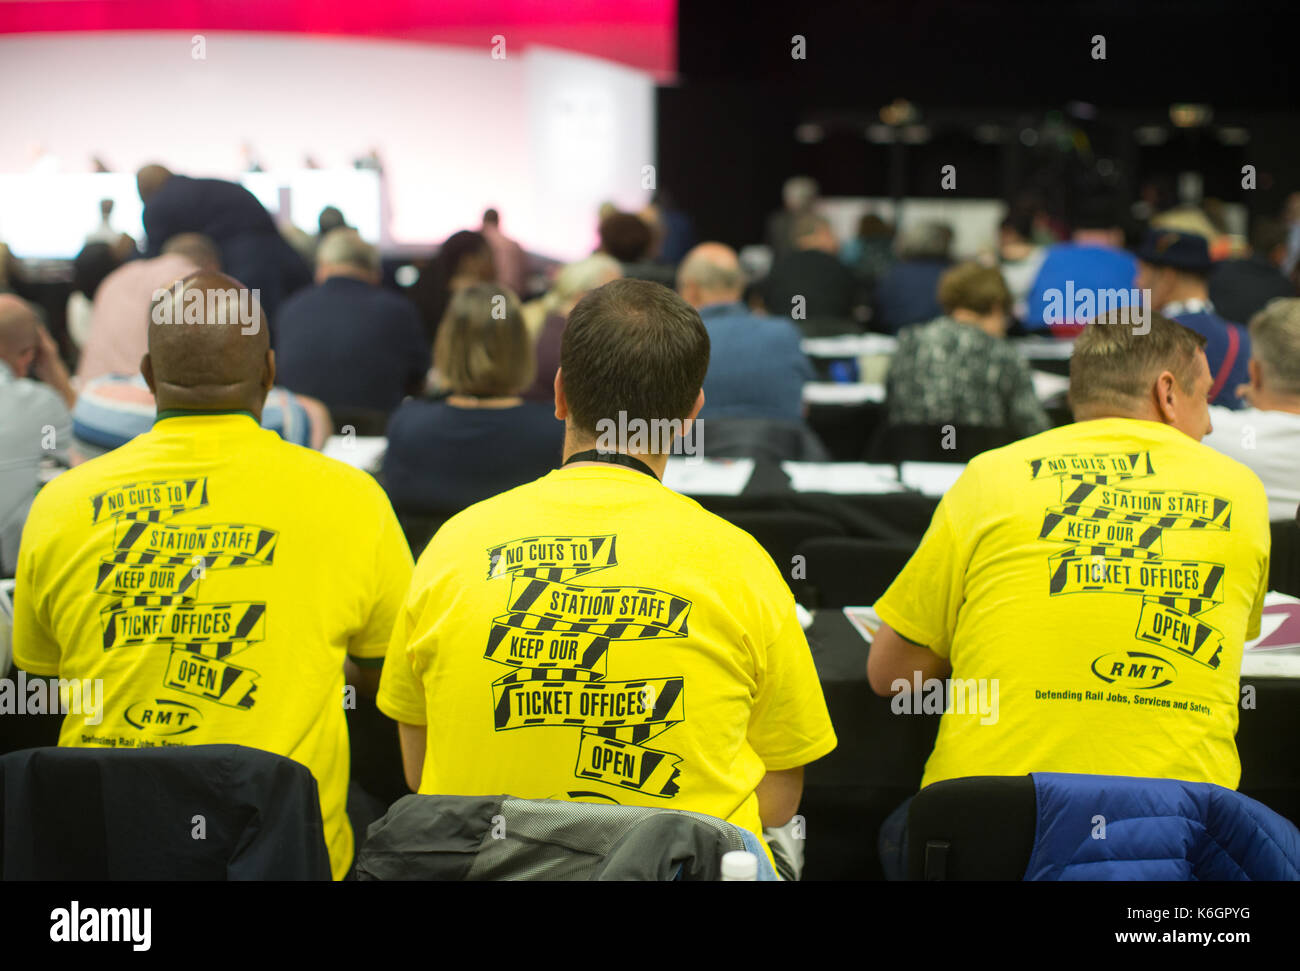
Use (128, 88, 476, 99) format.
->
(697, 301, 747, 318)
(0, 360, 15, 384)
(154, 408, 259, 426)
(1160, 297, 1215, 317)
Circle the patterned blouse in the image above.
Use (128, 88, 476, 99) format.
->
(884, 316, 1051, 438)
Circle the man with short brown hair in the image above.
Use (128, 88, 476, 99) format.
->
(378, 278, 836, 876)
(870, 307, 1270, 878)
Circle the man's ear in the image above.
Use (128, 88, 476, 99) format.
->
(687, 388, 705, 422)
(1248, 357, 1262, 391)
(264, 348, 277, 393)
(1154, 369, 1179, 424)
(553, 367, 568, 421)
(141, 354, 156, 394)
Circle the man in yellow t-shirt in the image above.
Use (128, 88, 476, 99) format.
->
(12, 273, 413, 880)
(377, 278, 836, 871)
(869, 309, 1270, 878)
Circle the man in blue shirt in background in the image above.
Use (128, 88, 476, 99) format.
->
(677, 243, 813, 422)
(1136, 229, 1251, 410)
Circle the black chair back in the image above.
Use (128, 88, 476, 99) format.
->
(721, 509, 847, 588)
(702, 418, 830, 463)
(1269, 519, 1300, 598)
(906, 775, 1037, 880)
(330, 407, 390, 437)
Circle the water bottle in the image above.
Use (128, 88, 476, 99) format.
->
(721, 850, 758, 881)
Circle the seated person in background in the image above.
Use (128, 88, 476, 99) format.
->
(378, 279, 836, 873)
(409, 230, 496, 345)
(1137, 229, 1251, 409)
(66, 241, 126, 353)
(0, 295, 75, 576)
(885, 262, 1050, 439)
(136, 164, 311, 317)
(871, 221, 953, 333)
(1209, 215, 1295, 327)
(76, 233, 218, 384)
(1024, 196, 1138, 334)
(869, 309, 1270, 879)
(274, 228, 429, 417)
(1203, 297, 1300, 519)
(12, 273, 413, 880)
(597, 211, 675, 287)
(73, 372, 331, 456)
(839, 212, 896, 300)
(996, 206, 1047, 324)
(677, 242, 813, 422)
(383, 284, 565, 516)
(761, 214, 865, 326)
(520, 254, 623, 404)
(480, 208, 527, 296)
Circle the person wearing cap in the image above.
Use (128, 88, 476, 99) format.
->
(1136, 229, 1251, 410)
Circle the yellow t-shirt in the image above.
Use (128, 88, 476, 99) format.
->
(13, 412, 413, 880)
(874, 418, 1270, 791)
(377, 464, 837, 856)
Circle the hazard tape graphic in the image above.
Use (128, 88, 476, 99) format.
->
(90, 478, 208, 524)
(483, 534, 688, 798)
(1037, 452, 1234, 670)
(100, 601, 266, 653)
(1028, 451, 1154, 484)
(163, 647, 258, 709)
(108, 521, 278, 568)
(95, 558, 203, 600)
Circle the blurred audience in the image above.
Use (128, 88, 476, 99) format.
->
(840, 212, 896, 302)
(275, 228, 429, 417)
(66, 241, 124, 352)
(996, 207, 1047, 324)
(1136, 229, 1250, 410)
(480, 208, 527, 296)
(872, 221, 954, 333)
(1209, 215, 1295, 326)
(765, 175, 820, 259)
(383, 284, 564, 516)
(678, 242, 812, 422)
(409, 229, 495, 345)
(1024, 196, 1137, 332)
(885, 263, 1049, 438)
(1203, 298, 1300, 520)
(136, 164, 311, 317)
(598, 210, 674, 286)
(0, 295, 75, 575)
(521, 254, 622, 404)
(75, 233, 219, 384)
(762, 214, 865, 328)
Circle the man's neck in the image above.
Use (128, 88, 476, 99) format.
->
(562, 435, 668, 479)
(1251, 390, 1300, 415)
(1157, 279, 1209, 310)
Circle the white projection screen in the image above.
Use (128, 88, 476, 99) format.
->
(0, 31, 657, 260)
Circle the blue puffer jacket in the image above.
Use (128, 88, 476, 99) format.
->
(1026, 773, 1300, 880)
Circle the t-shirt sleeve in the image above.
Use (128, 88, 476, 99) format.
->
(747, 609, 837, 771)
(348, 492, 414, 661)
(11, 502, 62, 676)
(375, 587, 428, 726)
(873, 493, 969, 658)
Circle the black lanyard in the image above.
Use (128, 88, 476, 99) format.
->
(563, 449, 659, 481)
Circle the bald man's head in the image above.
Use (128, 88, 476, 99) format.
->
(677, 243, 744, 309)
(143, 272, 274, 416)
(137, 164, 173, 204)
(0, 293, 41, 377)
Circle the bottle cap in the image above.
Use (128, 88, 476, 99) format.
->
(721, 850, 758, 880)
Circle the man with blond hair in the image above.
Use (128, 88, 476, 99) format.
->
(870, 308, 1270, 878)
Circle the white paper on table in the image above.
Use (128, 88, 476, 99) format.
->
(801, 334, 898, 358)
(801, 382, 886, 405)
(843, 605, 882, 644)
(322, 435, 387, 472)
(1242, 594, 1300, 678)
(1013, 337, 1076, 361)
(1031, 369, 1071, 401)
(781, 462, 903, 494)
(662, 457, 755, 496)
(899, 461, 967, 497)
